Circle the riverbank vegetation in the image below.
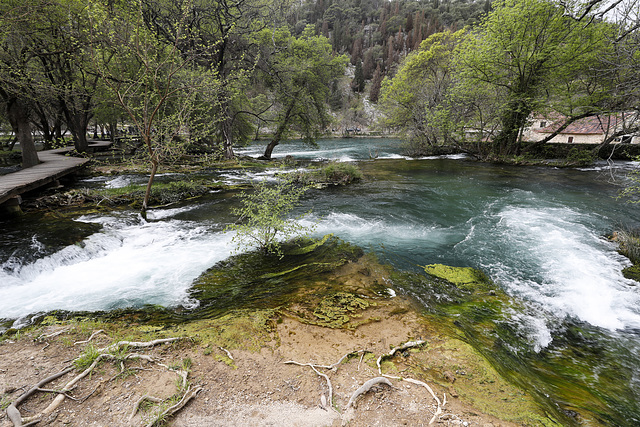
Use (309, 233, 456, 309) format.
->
(2, 0, 637, 170)
(291, 162, 364, 186)
(2, 0, 640, 425)
(378, 0, 640, 159)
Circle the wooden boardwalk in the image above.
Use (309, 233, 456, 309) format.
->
(0, 140, 113, 206)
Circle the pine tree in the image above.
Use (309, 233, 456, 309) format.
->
(351, 61, 365, 92)
(363, 48, 375, 79)
(369, 63, 383, 103)
(351, 37, 363, 65)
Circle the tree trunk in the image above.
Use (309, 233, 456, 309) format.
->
(141, 158, 159, 217)
(109, 120, 117, 141)
(221, 116, 235, 159)
(7, 98, 39, 168)
(67, 113, 90, 152)
(493, 102, 530, 156)
(261, 139, 279, 160)
(34, 103, 54, 149)
(260, 101, 296, 160)
(61, 98, 91, 152)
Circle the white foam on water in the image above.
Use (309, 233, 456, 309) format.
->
(489, 206, 640, 331)
(145, 206, 198, 220)
(0, 215, 235, 321)
(378, 153, 409, 160)
(301, 212, 456, 251)
(105, 175, 133, 189)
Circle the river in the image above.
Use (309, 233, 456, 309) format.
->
(1, 138, 640, 424)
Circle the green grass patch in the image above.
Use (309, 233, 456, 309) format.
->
(291, 162, 363, 186)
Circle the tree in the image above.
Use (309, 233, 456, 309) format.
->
(226, 173, 313, 258)
(453, 0, 615, 156)
(256, 25, 347, 160)
(351, 61, 365, 93)
(369, 63, 383, 103)
(139, 0, 292, 159)
(87, 0, 221, 214)
(0, 0, 46, 167)
(0, 0, 104, 156)
(33, 0, 99, 153)
(378, 30, 463, 151)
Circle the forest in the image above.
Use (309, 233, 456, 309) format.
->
(2, 0, 636, 167)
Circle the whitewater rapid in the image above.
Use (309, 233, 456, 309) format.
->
(0, 212, 235, 323)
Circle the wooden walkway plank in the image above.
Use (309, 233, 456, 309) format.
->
(0, 140, 113, 206)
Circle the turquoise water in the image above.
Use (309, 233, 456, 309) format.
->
(2, 138, 640, 424)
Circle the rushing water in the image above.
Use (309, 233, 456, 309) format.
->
(2, 138, 640, 423)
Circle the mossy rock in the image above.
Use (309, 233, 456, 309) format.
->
(172, 309, 276, 352)
(406, 336, 562, 426)
(309, 292, 374, 328)
(187, 235, 363, 320)
(423, 264, 493, 292)
(622, 264, 640, 282)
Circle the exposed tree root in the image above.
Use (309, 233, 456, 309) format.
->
(284, 350, 367, 412)
(375, 339, 426, 375)
(382, 374, 444, 424)
(128, 385, 203, 427)
(98, 336, 182, 353)
(129, 395, 164, 422)
(73, 329, 105, 345)
(36, 328, 71, 341)
(6, 335, 189, 427)
(310, 364, 335, 410)
(377, 340, 445, 425)
(284, 340, 446, 426)
(6, 368, 73, 426)
(218, 346, 234, 361)
(146, 385, 202, 427)
(342, 377, 393, 426)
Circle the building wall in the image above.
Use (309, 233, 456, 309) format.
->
(521, 129, 604, 144)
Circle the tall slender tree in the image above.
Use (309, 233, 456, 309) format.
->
(454, 0, 615, 155)
(87, 0, 221, 214)
(255, 25, 347, 159)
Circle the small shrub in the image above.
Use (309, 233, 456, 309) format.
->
(226, 173, 314, 257)
(292, 162, 363, 186)
(564, 147, 595, 166)
(322, 162, 363, 184)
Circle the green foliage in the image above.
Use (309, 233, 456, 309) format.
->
(74, 344, 100, 371)
(351, 61, 365, 92)
(96, 180, 215, 206)
(292, 162, 363, 186)
(564, 147, 595, 166)
(622, 264, 640, 282)
(451, 0, 616, 155)
(0, 394, 10, 411)
(619, 159, 640, 204)
(321, 162, 363, 184)
(378, 30, 464, 148)
(87, 0, 222, 211)
(226, 173, 314, 257)
(254, 25, 348, 158)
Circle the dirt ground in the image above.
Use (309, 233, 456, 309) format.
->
(0, 258, 545, 427)
(0, 311, 532, 426)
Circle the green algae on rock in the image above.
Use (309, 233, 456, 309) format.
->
(422, 264, 492, 292)
(187, 235, 363, 320)
(395, 264, 640, 426)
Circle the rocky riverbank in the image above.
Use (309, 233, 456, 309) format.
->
(1, 239, 559, 427)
